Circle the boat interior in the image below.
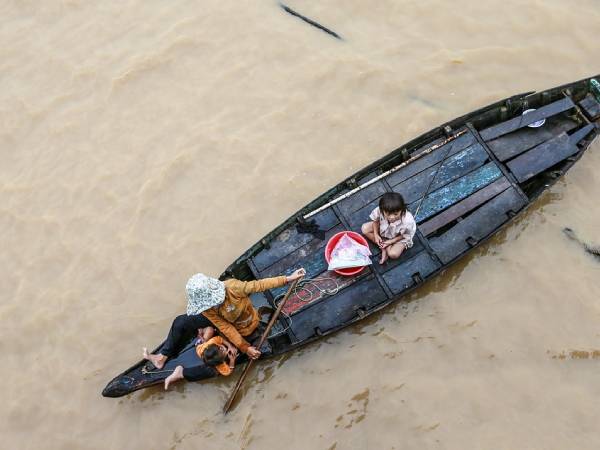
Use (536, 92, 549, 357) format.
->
(102, 79, 600, 397)
(235, 84, 600, 352)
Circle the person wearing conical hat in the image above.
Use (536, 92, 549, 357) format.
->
(143, 268, 305, 373)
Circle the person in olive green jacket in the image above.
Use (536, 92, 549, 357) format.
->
(143, 268, 305, 372)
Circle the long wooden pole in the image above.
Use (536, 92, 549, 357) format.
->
(223, 278, 301, 414)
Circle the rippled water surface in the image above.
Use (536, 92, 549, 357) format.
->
(2, 1, 600, 449)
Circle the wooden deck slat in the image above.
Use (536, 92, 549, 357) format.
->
(430, 187, 526, 264)
(252, 208, 339, 271)
(392, 143, 489, 204)
(345, 143, 488, 231)
(371, 238, 425, 274)
(506, 132, 579, 183)
(386, 132, 476, 187)
(409, 162, 503, 223)
(259, 224, 345, 278)
(579, 94, 600, 120)
(487, 118, 578, 162)
(288, 275, 388, 341)
(419, 177, 511, 236)
(381, 251, 441, 294)
(480, 97, 575, 141)
(345, 198, 380, 231)
(568, 123, 595, 145)
(268, 249, 330, 298)
(337, 181, 387, 217)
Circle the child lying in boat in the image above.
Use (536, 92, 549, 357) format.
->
(361, 192, 416, 265)
(163, 327, 238, 390)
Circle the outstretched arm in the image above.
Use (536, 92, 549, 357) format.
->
(235, 269, 306, 295)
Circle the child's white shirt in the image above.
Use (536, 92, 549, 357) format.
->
(369, 207, 417, 247)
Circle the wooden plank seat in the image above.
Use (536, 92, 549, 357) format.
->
(486, 117, 578, 162)
(336, 180, 387, 218)
(418, 177, 511, 236)
(251, 207, 339, 272)
(343, 140, 492, 230)
(480, 97, 575, 141)
(288, 274, 388, 341)
(391, 143, 489, 204)
(579, 94, 600, 121)
(409, 162, 503, 223)
(259, 224, 345, 279)
(429, 187, 527, 264)
(386, 131, 476, 187)
(506, 124, 594, 183)
(381, 251, 441, 294)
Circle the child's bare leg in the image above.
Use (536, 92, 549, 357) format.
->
(143, 348, 168, 370)
(202, 326, 215, 341)
(379, 247, 389, 265)
(387, 243, 406, 260)
(164, 365, 184, 390)
(361, 222, 377, 243)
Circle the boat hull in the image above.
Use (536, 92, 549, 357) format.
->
(103, 76, 599, 398)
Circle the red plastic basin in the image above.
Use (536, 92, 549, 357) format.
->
(324, 231, 370, 276)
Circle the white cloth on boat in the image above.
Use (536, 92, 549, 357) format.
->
(327, 234, 372, 270)
(369, 207, 417, 247)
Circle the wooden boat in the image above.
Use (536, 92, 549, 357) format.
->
(102, 76, 600, 398)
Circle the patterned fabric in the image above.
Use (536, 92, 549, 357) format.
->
(186, 273, 226, 316)
(369, 207, 417, 247)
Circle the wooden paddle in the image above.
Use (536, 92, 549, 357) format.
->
(223, 277, 301, 414)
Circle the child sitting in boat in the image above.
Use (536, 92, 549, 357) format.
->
(361, 192, 416, 265)
(164, 326, 238, 390)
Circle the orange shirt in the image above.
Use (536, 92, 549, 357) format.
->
(196, 336, 232, 376)
(202, 276, 287, 353)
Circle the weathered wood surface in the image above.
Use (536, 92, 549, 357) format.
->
(282, 272, 362, 315)
(430, 187, 526, 263)
(419, 177, 511, 236)
(386, 132, 476, 187)
(568, 123, 595, 145)
(252, 208, 339, 271)
(259, 224, 344, 277)
(345, 198, 380, 231)
(409, 162, 503, 222)
(487, 118, 578, 162)
(506, 132, 579, 183)
(370, 237, 425, 274)
(250, 292, 271, 309)
(381, 251, 441, 294)
(337, 181, 387, 217)
(289, 275, 388, 341)
(480, 97, 575, 141)
(392, 143, 489, 204)
(268, 247, 330, 298)
(579, 94, 600, 120)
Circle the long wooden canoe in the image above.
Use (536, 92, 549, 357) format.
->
(103, 76, 600, 398)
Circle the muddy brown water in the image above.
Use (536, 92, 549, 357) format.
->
(2, 1, 600, 449)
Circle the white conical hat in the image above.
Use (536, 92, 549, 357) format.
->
(185, 273, 226, 315)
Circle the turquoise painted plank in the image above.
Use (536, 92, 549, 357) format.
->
(392, 143, 489, 203)
(410, 162, 503, 223)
